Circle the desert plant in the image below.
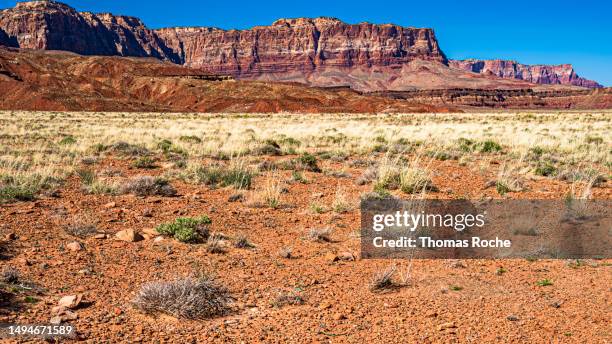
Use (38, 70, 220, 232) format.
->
(399, 167, 436, 194)
(536, 279, 553, 286)
(234, 235, 254, 249)
(307, 228, 332, 242)
(369, 265, 396, 291)
(156, 216, 211, 243)
(332, 188, 352, 213)
(121, 176, 176, 197)
(272, 290, 305, 307)
(278, 247, 293, 259)
(64, 214, 98, 238)
(133, 156, 157, 169)
(1, 266, 20, 284)
(132, 276, 231, 319)
(295, 153, 321, 172)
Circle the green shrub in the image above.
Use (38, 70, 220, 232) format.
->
(59, 136, 77, 145)
(179, 135, 202, 144)
(297, 153, 321, 172)
(76, 169, 96, 185)
(0, 185, 35, 202)
(534, 161, 557, 177)
(133, 156, 157, 169)
(156, 216, 212, 243)
(477, 140, 502, 153)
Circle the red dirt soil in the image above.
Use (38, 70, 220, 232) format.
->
(1, 154, 610, 343)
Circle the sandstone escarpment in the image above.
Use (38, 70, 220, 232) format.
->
(450, 59, 602, 88)
(0, 1, 178, 60)
(155, 17, 447, 76)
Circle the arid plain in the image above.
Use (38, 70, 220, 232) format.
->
(0, 110, 610, 342)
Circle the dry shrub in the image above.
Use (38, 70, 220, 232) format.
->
(307, 228, 333, 242)
(64, 214, 98, 238)
(121, 176, 176, 197)
(132, 276, 231, 319)
(369, 265, 397, 291)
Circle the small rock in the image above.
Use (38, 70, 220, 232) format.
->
(507, 315, 519, 321)
(50, 316, 63, 325)
(103, 202, 116, 209)
(449, 260, 466, 268)
(93, 233, 106, 240)
(57, 294, 83, 309)
(333, 313, 346, 320)
(319, 302, 332, 310)
(153, 236, 164, 243)
(5, 232, 16, 240)
(115, 229, 143, 242)
(438, 322, 457, 331)
(66, 242, 83, 252)
(142, 208, 153, 217)
(550, 301, 563, 308)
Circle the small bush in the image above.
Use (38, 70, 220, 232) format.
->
(1, 266, 20, 284)
(133, 156, 157, 169)
(369, 265, 396, 291)
(272, 291, 305, 307)
(254, 140, 282, 156)
(179, 135, 202, 144)
(534, 162, 557, 177)
(132, 276, 230, 319)
(536, 279, 553, 286)
(156, 216, 211, 243)
(307, 228, 332, 242)
(64, 215, 98, 238)
(291, 171, 308, 184)
(296, 153, 321, 172)
(234, 235, 254, 249)
(192, 163, 253, 189)
(59, 136, 77, 145)
(399, 168, 437, 194)
(110, 141, 150, 157)
(476, 140, 502, 153)
(0, 185, 36, 202)
(121, 176, 176, 197)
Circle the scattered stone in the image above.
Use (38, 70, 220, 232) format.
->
(66, 241, 83, 252)
(57, 294, 83, 309)
(93, 233, 107, 239)
(449, 260, 466, 268)
(319, 302, 332, 310)
(438, 322, 457, 331)
(507, 315, 519, 321)
(153, 236, 164, 243)
(103, 202, 117, 209)
(228, 193, 244, 202)
(5, 232, 16, 240)
(115, 229, 143, 242)
(333, 313, 346, 320)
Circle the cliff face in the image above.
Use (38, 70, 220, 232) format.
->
(450, 59, 602, 88)
(0, 1, 179, 60)
(0, 1, 603, 90)
(155, 18, 447, 76)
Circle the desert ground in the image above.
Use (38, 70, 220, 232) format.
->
(0, 110, 610, 343)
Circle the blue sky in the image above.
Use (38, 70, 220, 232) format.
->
(1, 0, 610, 85)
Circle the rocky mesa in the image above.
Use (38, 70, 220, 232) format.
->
(0, 0, 604, 91)
(450, 59, 602, 88)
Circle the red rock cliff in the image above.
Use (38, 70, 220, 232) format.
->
(450, 59, 602, 88)
(154, 17, 447, 76)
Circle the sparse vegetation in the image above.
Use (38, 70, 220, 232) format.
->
(132, 276, 231, 319)
(156, 216, 212, 243)
(121, 176, 177, 197)
(64, 214, 98, 238)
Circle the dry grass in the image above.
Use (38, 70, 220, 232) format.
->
(0, 111, 609, 202)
